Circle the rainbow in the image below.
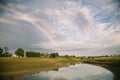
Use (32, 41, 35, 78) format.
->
(0, 4, 60, 52)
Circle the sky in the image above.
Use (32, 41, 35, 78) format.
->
(0, 0, 120, 56)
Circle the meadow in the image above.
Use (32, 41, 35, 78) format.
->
(0, 57, 80, 76)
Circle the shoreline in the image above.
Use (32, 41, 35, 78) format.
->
(83, 56, 120, 80)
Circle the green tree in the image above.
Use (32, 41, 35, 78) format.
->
(4, 47, 9, 55)
(26, 51, 41, 57)
(15, 48, 24, 57)
(4, 47, 9, 53)
(3, 52, 12, 57)
(0, 46, 12, 57)
(50, 53, 59, 58)
(0, 47, 3, 56)
(64, 55, 69, 58)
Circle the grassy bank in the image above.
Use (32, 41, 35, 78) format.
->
(0, 56, 120, 80)
(83, 56, 120, 80)
(0, 57, 80, 76)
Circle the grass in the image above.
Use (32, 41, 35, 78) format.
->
(0, 56, 120, 80)
(83, 56, 120, 80)
(0, 57, 80, 76)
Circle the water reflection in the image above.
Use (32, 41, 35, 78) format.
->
(19, 64, 113, 80)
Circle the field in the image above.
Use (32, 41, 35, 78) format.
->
(0, 57, 80, 76)
(0, 56, 120, 80)
(83, 56, 120, 80)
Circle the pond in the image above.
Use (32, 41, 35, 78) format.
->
(17, 64, 113, 80)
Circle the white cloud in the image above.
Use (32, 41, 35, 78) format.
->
(0, 0, 120, 56)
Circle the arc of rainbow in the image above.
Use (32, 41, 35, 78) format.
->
(0, 4, 61, 52)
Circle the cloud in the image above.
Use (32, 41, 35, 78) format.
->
(0, 0, 120, 55)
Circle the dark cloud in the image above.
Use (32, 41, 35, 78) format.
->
(0, 0, 32, 5)
(0, 0, 8, 5)
(0, 9, 6, 15)
(111, 0, 120, 6)
(75, 13, 89, 30)
(0, 22, 50, 49)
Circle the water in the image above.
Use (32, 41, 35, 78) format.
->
(18, 64, 113, 80)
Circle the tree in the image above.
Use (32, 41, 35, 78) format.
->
(0, 46, 12, 57)
(4, 46, 9, 55)
(64, 55, 69, 58)
(15, 48, 24, 57)
(50, 53, 59, 58)
(0, 47, 3, 56)
(4, 47, 9, 53)
(26, 51, 41, 57)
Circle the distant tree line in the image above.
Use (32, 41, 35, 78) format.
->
(0, 46, 120, 58)
(14, 48, 59, 58)
(25, 51, 59, 58)
(0, 47, 59, 58)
